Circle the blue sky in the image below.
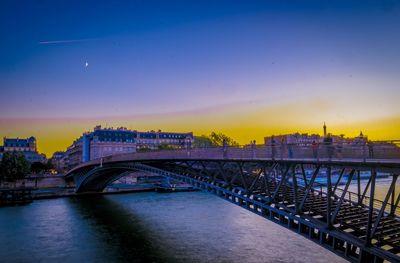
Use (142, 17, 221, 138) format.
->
(1, 0, 400, 154)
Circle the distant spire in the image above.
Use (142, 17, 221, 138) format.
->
(323, 122, 327, 137)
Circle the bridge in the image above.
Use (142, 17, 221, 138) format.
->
(66, 144, 400, 263)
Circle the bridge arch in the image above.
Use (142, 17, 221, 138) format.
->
(73, 166, 140, 193)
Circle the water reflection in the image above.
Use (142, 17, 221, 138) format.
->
(69, 195, 175, 263)
(0, 192, 347, 263)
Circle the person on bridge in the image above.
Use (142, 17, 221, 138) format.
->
(251, 140, 256, 159)
(311, 140, 318, 159)
(336, 139, 343, 159)
(223, 139, 228, 158)
(280, 138, 286, 159)
(367, 141, 374, 158)
(287, 143, 294, 158)
(324, 134, 335, 159)
(186, 140, 192, 157)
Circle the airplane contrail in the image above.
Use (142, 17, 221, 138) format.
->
(39, 38, 93, 44)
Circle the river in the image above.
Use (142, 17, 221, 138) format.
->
(0, 190, 350, 263)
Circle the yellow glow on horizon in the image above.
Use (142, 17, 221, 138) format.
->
(1, 101, 399, 157)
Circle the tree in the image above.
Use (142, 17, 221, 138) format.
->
(45, 159, 54, 170)
(209, 132, 239, 147)
(192, 135, 214, 148)
(0, 152, 30, 181)
(157, 144, 176, 150)
(137, 147, 152, 153)
(30, 161, 47, 174)
(193, 132, 239, 148)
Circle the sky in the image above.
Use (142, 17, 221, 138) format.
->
(1, 0, 400, 156)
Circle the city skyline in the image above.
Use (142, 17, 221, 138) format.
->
(0, 121, 394, 157)
(1, 0, 400, 156)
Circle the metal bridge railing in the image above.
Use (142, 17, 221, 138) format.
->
(100, 142, 400, 164)
(334, 188, 400, 216)
(287, 173, 400, 217)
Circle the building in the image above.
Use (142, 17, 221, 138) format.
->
(64, 138, 83, 170)
(51, 151, 68, 172)
(264, 123, 368, 146)
(82, 126, 138, 163)
(3, 136, 36, 152)
(0, 136, 46, 163)
(264, 133, 321, 146)
(62, 125, 194, 170)
(136, 130, 193, 150)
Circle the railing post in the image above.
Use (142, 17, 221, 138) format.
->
(371, 174, 398, 237)
(300, 164, 308, 188)
(262, 163, 277, 198)
(326, 166, 333, 229)
(357, 170, 361, 205)
(390, 174, 398, 216)
(391, 179, 395, 215)
(299, 165, 320, 212)
(292, 165, 299, 214)
(392, 192, 400, 217)
(333, 168, 346, 195)
(365, 168, 376, 246)
(331, 169, 355, 224)
(360, 175, 372, 205)
(272, 165, 290, 201)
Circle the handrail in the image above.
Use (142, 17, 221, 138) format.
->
(103, 144, 400, 162)
(66, 144, 400, 177)
(334, 187, 400, 216)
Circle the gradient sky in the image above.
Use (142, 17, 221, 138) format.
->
(1, 0, 400, 156)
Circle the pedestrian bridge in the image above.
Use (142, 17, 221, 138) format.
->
(65, 145, 400, 263)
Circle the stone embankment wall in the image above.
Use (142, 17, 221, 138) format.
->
(0, 176, 73, 188)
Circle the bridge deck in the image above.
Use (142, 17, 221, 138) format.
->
(65, 143, 400, 174)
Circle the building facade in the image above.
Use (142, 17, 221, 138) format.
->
(0, 136, 46, 163)
(83, 126, 138, 162)
(264, 133, 321, 146)
(51, 151, 68, 172)
(264, 124, 368, 146)
(62, 126, 194, 170)
(3, 136, 36, 152)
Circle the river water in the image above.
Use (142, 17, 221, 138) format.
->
(0, 191, 349, 263)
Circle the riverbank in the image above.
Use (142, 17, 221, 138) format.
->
(35, 185, 157, 199)
(0, 175, 70, 189)
(0, 174, 199, 204)
(0, 184, 158, 207)
(0, 175, 165, 204)
(0, 187, 34, 207)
